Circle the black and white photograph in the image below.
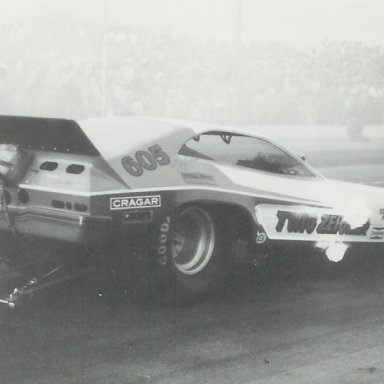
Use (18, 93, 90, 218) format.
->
(1, 0, 384, 383)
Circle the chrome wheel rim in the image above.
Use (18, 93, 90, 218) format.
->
(172, 207, 215, 275)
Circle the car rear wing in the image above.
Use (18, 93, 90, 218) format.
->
(0, 115, 100, 156)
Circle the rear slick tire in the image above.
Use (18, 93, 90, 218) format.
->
(171, 206, 233, 301)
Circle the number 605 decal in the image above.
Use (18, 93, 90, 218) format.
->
(122, 144, 171, 177)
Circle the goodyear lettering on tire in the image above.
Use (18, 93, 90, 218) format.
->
(157, 216, 171, 266)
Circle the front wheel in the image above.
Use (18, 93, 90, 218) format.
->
(171, 206, 233, 299)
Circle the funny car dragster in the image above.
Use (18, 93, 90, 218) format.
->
(0, 115, 383, 305)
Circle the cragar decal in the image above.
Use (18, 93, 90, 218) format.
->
(110, 195, 161, 210)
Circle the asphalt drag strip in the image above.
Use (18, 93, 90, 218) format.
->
(0, 247, 383, 384)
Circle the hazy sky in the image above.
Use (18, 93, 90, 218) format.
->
(2, 0, 384, 45)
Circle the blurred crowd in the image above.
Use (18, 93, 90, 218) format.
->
(1, 19, 384, 125)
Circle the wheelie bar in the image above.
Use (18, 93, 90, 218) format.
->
(0, 263, 97, 309)
(0, 298, 15, 309)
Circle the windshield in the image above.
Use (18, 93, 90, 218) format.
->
(178, 132, 317, 178)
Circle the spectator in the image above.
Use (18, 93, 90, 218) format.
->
(1, 19, 384, 127)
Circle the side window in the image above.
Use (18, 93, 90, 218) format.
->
(178, 132, 316, 178)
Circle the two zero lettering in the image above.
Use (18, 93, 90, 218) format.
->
(122, 145, 171, 177)
(276, 210, 370, 236)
